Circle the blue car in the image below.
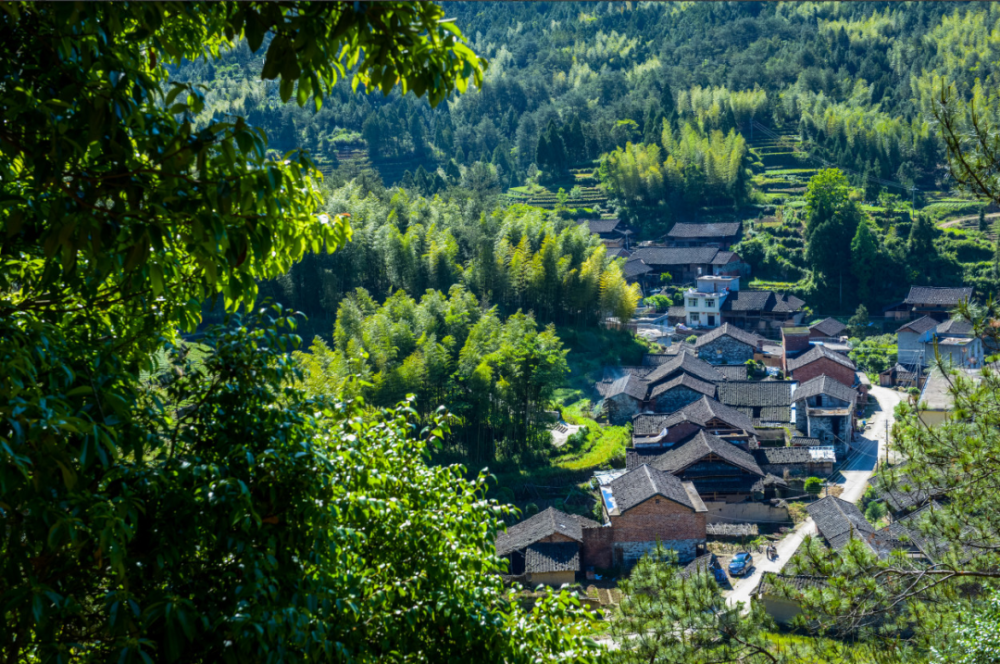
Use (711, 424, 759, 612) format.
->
(728, 552, 754, 577)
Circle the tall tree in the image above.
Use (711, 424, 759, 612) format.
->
(804, 169, 862, 306)
(851, 221, 879, 306)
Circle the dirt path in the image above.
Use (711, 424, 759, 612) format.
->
(939, 211, 1000, 229)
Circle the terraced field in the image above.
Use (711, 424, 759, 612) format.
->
(504, 165, 608, 209)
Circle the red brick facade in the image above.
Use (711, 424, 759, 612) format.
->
(790, 358, 855, 388)
(581, 497, 707, 569)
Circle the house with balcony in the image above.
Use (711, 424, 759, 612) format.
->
(896, 316, 984, 370)
(683, 275, 740, 329)
(791, 375, 857, 450)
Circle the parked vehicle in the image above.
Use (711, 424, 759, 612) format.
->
(728, 552, 754, 577)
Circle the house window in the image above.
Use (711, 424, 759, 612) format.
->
(690, 312, 700, 323)
(688, 298, 698, 307)
(704, 299, 714, 309)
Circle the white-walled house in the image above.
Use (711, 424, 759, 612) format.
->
(684, 275, 739, 329)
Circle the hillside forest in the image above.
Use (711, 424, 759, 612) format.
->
(7, 2, 1000, 663)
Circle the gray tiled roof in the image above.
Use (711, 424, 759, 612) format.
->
(586, 219, 623, 235)
(667, 222, 741, 239)
(645, 352, 727, 385)
(650, 430, 765, 477)
(717, 381, 794, 425)
(692, 323, 764, 350)
(609, 464, 696, 512)
(896, 315, 938, 335)
(649, 373, 717, 399)
(622, 258, 653, 278)
(712, 250, 739, 265)
(904, 286, 973, 306)
(524, 542, 580, 573)
(806, 497, 875, 551)
(755, 573, 828, 597)
(496, 508, 601, 557)
(679, 396, 758, 433)
(720, 290, 773, 312)
(786, 345, 856, 372)
(791, 437, 823, 446)
(602, 366, 656, 381)
(774, 294, 806, 312)
(810, 317, 847, 337)
(631, 413, 677, 437)
(872, 472, 933, 514)
(604, 374, 649, 401)
(631, 246, 722, 266)
(936, 318, 974, 336)
(754, 447, 813, 465)
(791, 375, 858, 405)
(715, 365, 749, 380)
(606, 247, 632, 259)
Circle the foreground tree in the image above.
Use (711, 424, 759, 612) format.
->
(0, 4, 605, 662)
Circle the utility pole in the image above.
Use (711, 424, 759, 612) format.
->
(884, 418, 889, 468)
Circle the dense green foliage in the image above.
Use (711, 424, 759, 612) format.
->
(297, 288, 569, 463)
(0, 4, 605, 662)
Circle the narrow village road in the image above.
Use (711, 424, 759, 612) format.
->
(724, 385, 902, 608)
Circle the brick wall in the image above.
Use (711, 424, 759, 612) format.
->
(581, 527, 615, 570)
(790, 358, 855, 388)
(652, 386, 704, 413)
(697, 335, 755, 365)
(610, 497, 706, 565)
(782, 332, 810, 353)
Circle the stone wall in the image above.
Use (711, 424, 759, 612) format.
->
(697, 335, 755, 365)
(605, 393, 642, 426)
(759, 461, 833, 479)
(790, 357, 856, 388)
(526, 570, 576, 586)
(702, 501, 790, 524)
(614, 539, 702, 566)
(652, 386, 704, 413)
(806, 414, 852, 447)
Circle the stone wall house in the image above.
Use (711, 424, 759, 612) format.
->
(496, 507, 601, 584)
(665, 221, 742, 249)
(786, 345, 857, 388)
(633, 430, 768, 503)
(600, 465, 708, 566)
(792, 375, 857, 450)
(650, 374, 717, 413)
(599, 374, 647, 425)
(691, 323, 764, 365)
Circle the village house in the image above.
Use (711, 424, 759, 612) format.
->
(897, 316, 983, 369)
(664, 221, 742, 249)
(883, 286, 974, 322)
(597, 354, 728, 425)
(690, 323, 764, 364)
(785, 344, 858, 388)
(495, 507, 601, 586)
(807, 496, 937, 562)
(715, 380, 795, 428)
(683, 275, 740, 329)
(626, 430, 768, 503)
(582, 218, 634, 249)
(791, 375, 857, 450)
(630, 397, 758, 448)
(599, 465, 708, 566)
(870, 468, 938, 521)
(753, 446, 836, 481)
(627, 246, 743, 284)
(642, 351, 749, 380)
(719, 289, 806, 333)
(808, 317, 847, 340)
